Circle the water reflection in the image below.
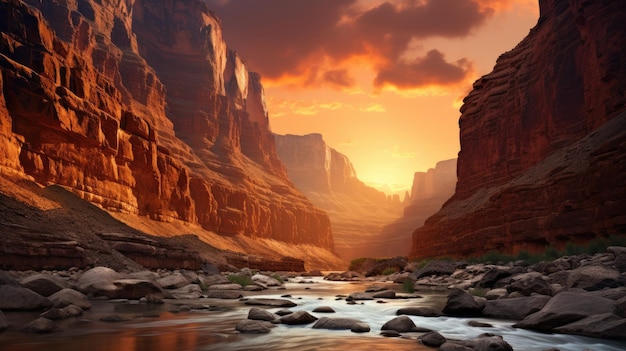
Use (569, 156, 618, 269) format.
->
(1, 278, 625, 351)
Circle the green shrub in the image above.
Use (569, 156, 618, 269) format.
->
(469, 288, 488, 297)
(349, 257, 369, 271)
(381, 267, 398, 275)
(227, 274, 252, 287)
(271, 273, 284, 284)
(402, 279, 415, 293)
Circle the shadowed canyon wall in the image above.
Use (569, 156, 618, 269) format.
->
(0, 0, 333, 253)
(410, 0, 626, 259)
(275, 133, 402, 259)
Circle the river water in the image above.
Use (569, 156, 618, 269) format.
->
(1, 277, 625, 351)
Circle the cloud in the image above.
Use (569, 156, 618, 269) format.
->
(359, 103, 386, 112)
(374, 49, 474, 89)
(268, 98, 349, 116)
(205, 0, 499, 91)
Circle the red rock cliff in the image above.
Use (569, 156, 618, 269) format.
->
(0, 0, 333, 249)
(410, 0, 626, 259)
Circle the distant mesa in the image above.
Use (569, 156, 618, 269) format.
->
(410, 0, 626, 259)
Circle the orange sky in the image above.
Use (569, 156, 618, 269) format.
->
(207, 0, 539, 194)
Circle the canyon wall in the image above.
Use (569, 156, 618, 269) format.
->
(275, 133, 401, 259)
(410, 0, 626, 259)
(0, 0, 333, 252)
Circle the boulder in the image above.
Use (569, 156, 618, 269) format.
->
(199, 274, 230, 287)
(482, 295, 551, 320)
(20, 274, 69, 297)
(554, 313, 626, 339)
(112, 279, 164, 299)
(235, 319, 275, 333)
(351, 322, 370, 333)
(169, 284, 202, 299)
(411, 261, 460, 279)
(443, 288, 484, 316)
(484, 288, 508, 300)
(275, 309, 292, 316)
(618, 296, 626, 317)
(62, 304, 84, 317)
(381, 315, 418, 332)
(566, 265, 623, 291)
(372, 290, 396, 299)
(76, 267, 122, 297)
(397, 306, 441, 317)
(244, 298, 296, 307)
(474, 267, 513, 289)
(312, 306, 335, 313)
(506, 272, 552, 296)
(251, 274, 282, 287)
(0, 271, 18, 286)
(439, 342, 473, 351)
(608, 246, 626, 273)
(22, 317, 56, 333)
(48, 288, 91, 310)
(206, 290, 242, 299)
(346, 292, 373, 301)
(279, 310, 317, 325)
(0, 285, 51, 310)
(157, 273, 190, 289)
(312, 317, 364, 330)
(420, 331, 447, 347)
(468, 335, 514, 351)
(514, 291, 616, 332)
(248, 307, 277, 322)
(40, 308, 69, 320)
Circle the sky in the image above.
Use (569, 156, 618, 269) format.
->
(205, 0, 539, 195)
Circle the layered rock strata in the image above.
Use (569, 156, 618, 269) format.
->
(0, 0, 333, 257)
(410, 0, 626, 259)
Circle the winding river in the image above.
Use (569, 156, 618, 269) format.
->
(1, 277, 625, 351)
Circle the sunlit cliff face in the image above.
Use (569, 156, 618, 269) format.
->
(206, 0, 538, 194)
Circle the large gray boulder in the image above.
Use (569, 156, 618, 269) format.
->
(566, 265, 623, 291)
(554, 313, 626, 339)
(22, 317, 56, 333)
(76, 267, 122, 297)
(482, 295, 551, 320)
(514, 291, 616, 332)
(397, 306, 441, 317)
(279, 310, 317, 325)
(312, 317, 364, 330)
(112, 279, 164, 299)
(235, 319, 275, 333)
(20, 274, 69, 297)
(0, 285, 51, 310)
(443, 288, 484, 316)
(206, 290, 242, 299)
(381, 315, 419, 332)
(420, 331, 447, 347)
(168, 284, 202, 299)
(608, 246, 626, 273)
(248, 307, 277, 322)
(157, 273, 190, 289)
(506, 272, 552, 296)
(48, 288, 91, 310)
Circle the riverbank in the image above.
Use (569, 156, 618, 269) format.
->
(1, 247, 625, 350)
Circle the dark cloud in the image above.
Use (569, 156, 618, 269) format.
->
(323, 69, 355, 88)
(375, 50, 473, 88)
(205, 0, 494, 90)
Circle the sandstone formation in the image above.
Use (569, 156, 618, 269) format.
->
(275, 133, 401, 259)
(0, 0, 333, 270)
(410, 0, 626, 259)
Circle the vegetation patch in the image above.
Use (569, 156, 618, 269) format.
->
(381, 267, 398, 275)
(227, 274, 252, 287)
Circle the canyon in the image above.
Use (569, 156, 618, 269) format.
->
(0, 0, 340, 271)
(410, 0, 626, 259)
(274, 133, 403, 260)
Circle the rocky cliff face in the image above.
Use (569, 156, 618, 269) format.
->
(410, 0, 626, 259)
(0, 0, 333, 253)
(275, 133, 401, 259)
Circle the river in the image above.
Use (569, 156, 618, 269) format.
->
(1, 277, 625, 351)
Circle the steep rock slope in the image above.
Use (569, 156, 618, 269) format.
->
(410, 0, 626, 259)
(275, 133, 401, 259)
(0, 0, 333, 259)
